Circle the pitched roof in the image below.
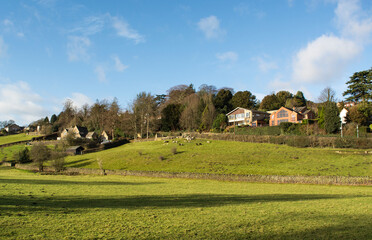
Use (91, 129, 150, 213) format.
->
(86, 132, 96, 138)
(66, 146, 84, 151)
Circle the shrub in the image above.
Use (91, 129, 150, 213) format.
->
(51, 153, 66, 172)
(159, 155, 165, 160)
(13, 148, 30, 164)
(286, 136, 310, 148)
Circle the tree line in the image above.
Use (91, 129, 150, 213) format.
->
(27, 67, 372, 138)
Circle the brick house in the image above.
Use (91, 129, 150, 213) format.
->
(269, 106, 315, 126)
(226, 107, 270, 127)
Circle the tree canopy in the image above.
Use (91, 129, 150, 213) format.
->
(230, 91, 257, 109)
(343, 68, 372, 102)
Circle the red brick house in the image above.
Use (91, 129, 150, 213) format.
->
(269, 106, 315, 126)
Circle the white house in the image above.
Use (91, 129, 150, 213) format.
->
(340, 108, 348, 124)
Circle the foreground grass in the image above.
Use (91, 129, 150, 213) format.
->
(0, 167, 371, 239)
(65, 140, 372, 177)
(0, 134, 37, 145)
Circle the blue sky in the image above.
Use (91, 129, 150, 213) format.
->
(1, 0, 372, 125)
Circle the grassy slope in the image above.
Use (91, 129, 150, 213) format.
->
(0, 134, 36, 145)
(0, 167, 371, 239)
(0, 145, 29, 161)
(64, 140, 372, 177)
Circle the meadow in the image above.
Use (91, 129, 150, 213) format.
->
(0, 167, 371, 239)
(0, 134, 36, 145)
(64, 140, 372, 177)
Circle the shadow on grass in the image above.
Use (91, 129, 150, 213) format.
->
(64, 159, 93, 168)
(0, 193, 366, 211)
(0, 178, 162, 186)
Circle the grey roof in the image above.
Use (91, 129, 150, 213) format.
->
(66, 146, 84, 151)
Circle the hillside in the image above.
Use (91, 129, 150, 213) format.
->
(64, 140, 372, 177)
(0, 134, 37, 146)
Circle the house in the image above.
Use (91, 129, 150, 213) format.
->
(66, 146, 84, 155)
(101, 130, 112, 142)
(4, 124, 22, 133)
(269, 106, 315, 126)
(340, 108, 348, 124)
(226, 107, 270, 127)
(61, 126, 88, 139)
(86, 131, 98, 140)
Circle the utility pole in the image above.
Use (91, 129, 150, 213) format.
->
(340, 122, 343, 138)
(356, 124, 359, 138)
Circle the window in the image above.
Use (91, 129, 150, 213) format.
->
(291, 114, 296, 121)
(271, 115, 274, 119)
(236, 113, 244, 119)
(271, 121, 274, 125)
(277, 119, 288, 125)
(246, 112, 250, 118)
(277, 110, 288, 118)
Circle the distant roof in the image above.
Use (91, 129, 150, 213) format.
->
(86, 132, 96, 138)
(66, 146, 84, 151)
(75, 126, 88, 133)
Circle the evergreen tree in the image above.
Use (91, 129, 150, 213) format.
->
(324, 102, 340, 134)
(343, 68, 372, 102)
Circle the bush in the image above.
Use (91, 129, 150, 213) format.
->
(279, 122, 301, 135)
(13, 148, 30, 164)
(285, 136, 311, 148)
(159, 155, 165, 161)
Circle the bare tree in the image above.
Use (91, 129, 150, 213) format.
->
(318, 87, 337, 103)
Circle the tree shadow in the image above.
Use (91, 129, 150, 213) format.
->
(0, 178, 162, 186)
(0, 193, 365, 211)
(64, 159, 92, 167)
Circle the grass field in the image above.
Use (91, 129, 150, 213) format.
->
(64, 140, 372, 177)
(0, 167, 371, 239)
(0, 134, 36, 145)
(0, 145, 29, 162)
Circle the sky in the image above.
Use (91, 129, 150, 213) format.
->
(0, 0, 372, 125)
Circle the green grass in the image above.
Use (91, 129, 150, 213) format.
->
(64, 140, 372, 177)
(0, 167, 371, 239)
(0, 145, 29, 162)
(0, 134, 37, 145)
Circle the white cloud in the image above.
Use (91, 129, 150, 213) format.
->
(254, 56, 278, 72)
(70, 15, 106, 36)
(292, 34, 360, 83)
(216, 51, 238, 62)
(0, 81, 47, 125)
(113, 56, 128, 72)
(17, 32, 24, 38)
(95, 65, 107, 82)
(65, 92, 93, 109)
(290, 0, 371, 84)
(2, 19, 13, 27)
(197, 16, 225, 39)
(111, 17, 145, 44)
(67, 36, 91, 62)
(335, 0, 372, 42)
